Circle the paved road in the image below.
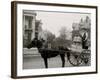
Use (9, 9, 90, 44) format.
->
(23, 54, 90, 69)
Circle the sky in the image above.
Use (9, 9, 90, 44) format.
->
(36, 10, 90, 37)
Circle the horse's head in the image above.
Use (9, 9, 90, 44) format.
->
(27, 38, 44, 49)
(27, 41, 34, 49)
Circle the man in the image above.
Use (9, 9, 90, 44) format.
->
(82, 32, 88, 49)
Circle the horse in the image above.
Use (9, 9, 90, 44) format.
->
(27, 38, 70, 68)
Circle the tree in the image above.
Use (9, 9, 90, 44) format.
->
(59, 27, 67, 40)
(46, 30, 55, 43)
(41, 30, 55, 43)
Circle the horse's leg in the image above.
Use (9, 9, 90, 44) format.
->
(60, 54, 65, 67)
(43, 58, 48, 68)
(67, 52, 70, 61)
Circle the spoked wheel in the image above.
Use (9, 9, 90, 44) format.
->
(80, 53, 90, 65)
(68, 53, 82, 66)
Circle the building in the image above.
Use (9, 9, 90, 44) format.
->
(35, 20, 42, 40)
(23, 10, 42, 48)
(72, 23, 80, 40)
(79, 16, 91, 43)
(23, 10, 36, 47)
(71, 16, 91, 50)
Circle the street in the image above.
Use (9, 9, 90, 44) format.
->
(23, 54, 90, 69)
(23, 54, 72, 69)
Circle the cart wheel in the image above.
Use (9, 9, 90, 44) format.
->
(69, 53, 82, 66)
(81, 53, 90, 65)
